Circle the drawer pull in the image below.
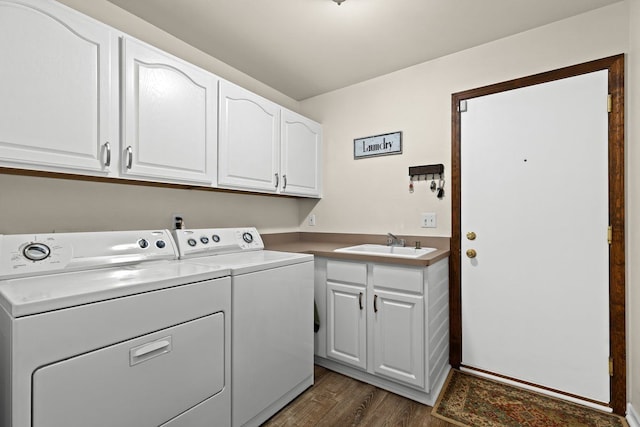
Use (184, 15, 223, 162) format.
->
(130, 336, 172, 366)
(274, 173, 279, 188)
(374, 294, 378, 313)
(358, 292, 363, 310)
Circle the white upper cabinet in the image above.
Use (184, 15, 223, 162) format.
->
(0, 0, 117, 175)
(0, 1, 321, 195)
(121, 37, 218, 185)
(218, 81, 280, 192)
(218, 81, 323, 197)
(281, 109, 322, 197)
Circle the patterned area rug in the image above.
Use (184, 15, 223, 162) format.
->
(432, 370, 628, 427)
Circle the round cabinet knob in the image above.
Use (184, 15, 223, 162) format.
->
(466, 232, 477, 240)
(23, 243, 51, 262)
(466, 249, 477, 258)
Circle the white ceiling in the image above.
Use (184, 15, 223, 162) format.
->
(106, 0, 622, 101)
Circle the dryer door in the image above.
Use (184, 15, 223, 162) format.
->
(32, 312, 225, 427)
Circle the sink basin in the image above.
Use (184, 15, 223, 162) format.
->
(334, 244, 436, 259)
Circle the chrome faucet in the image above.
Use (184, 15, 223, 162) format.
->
(386, 233, 405, 247)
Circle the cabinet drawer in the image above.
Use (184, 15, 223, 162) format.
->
(327, 260, 367, 284)
(373, 264, 423, 294)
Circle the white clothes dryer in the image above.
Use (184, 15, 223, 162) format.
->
(0, 230, 231, 427)
(173, 228, 314, 427)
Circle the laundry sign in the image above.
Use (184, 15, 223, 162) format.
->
(354, 131, 402, 159)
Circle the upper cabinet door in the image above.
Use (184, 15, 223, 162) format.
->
(218, 81, 280, 192)
(0, 0, 117, 175)
(121, 37, 218, 185)
(281, 110, 322, 198)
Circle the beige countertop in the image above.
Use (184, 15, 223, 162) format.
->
(262, 232, 450, 267)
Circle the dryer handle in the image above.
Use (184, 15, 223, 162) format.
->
(130, 336, 172, 366)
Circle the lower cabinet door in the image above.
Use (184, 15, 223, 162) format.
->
(32, 312, 225, 427)
(372, 289, 425, 388)
(326, 281, 367, 369)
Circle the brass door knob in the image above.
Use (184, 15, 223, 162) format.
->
(466, 232, 476, 240)
(466, 249, 477, 258)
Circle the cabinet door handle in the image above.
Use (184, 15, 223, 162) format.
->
(274, 173, 279, 188)
(126, 146, 133, 169)
(373, 294, 378, 313)
(358, 292, 363, 310)
(283, 174, 287, 190)
(103, 142, 111, 167)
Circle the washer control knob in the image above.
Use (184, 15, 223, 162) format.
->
(242, 232, 254, 244)
(187, 238, 197, 247)
(156, 240, 166, 249)
(212, 234, 220, 243)
(138, 239, 149, 249)
(200, 236, 209, 244)
(23, 243, 51, 262)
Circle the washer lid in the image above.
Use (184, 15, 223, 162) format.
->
(0, 260, 229, 317)
(185, 250, 313, 275)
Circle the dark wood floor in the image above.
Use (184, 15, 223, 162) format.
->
(263, 365, 455, 426)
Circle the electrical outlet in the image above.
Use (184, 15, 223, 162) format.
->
(421, 213, 436, 228)
(308, 214, 316, 226)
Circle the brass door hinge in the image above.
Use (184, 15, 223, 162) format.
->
(609, 357, 614, 376)
(608, 94, 612, 113)
(608, 226, 613, 245)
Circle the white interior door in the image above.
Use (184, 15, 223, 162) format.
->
(460, 70, 610, 403)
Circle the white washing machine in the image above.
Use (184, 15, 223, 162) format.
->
(173, 228, 314, 427)
(0, 230, 231, 427)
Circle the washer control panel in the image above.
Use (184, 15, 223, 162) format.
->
(173, 227, 264, 258)
(0, 230, 177, 280)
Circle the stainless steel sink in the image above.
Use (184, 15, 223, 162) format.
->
(333, 244, 436, 259)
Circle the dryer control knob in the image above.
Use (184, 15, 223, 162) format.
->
(242, 232, 254, 244)
(187, 238, 197, 247)
(23, 243, 51, 261)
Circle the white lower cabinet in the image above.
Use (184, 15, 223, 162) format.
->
(372, 289, 425, 388)
(326, 282, 367, 369)
(316, 257, 449, 405)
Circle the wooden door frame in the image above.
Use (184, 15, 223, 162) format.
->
(449, 55, 626, 415)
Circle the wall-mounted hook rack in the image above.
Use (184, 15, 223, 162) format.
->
(408, 164, 444, 179)
(408, 164, 445, 198)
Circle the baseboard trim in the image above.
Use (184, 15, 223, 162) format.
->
(627, 403, 640, 427)
(314, 356, 450, 406)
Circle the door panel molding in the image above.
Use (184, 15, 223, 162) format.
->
(449, 54, 625, 414)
